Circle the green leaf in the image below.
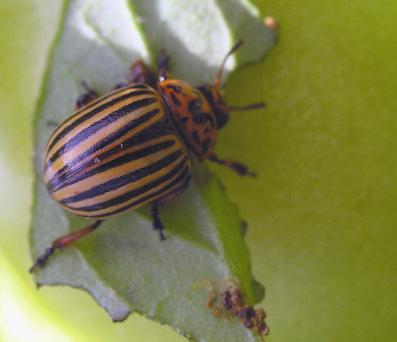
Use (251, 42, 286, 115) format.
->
(30, 0, 275, 340)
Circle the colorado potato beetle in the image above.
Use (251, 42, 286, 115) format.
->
(30, 41, 264, 272)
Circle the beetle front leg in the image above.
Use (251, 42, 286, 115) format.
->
(226, 102, 266, 112)
(209, 154, 256, 177)
(46, 120, 59, 128)
(157, 50, 170, 81)
(125, 60, 157, 87)
(29, 220, 103, 273)
(150, 202, 166, 240)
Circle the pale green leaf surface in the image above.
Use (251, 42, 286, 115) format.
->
(30, 0, 275, 340)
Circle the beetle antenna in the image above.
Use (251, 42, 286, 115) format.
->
(214, 40, 244, 90)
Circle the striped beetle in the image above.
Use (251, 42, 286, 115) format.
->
(30, 41, 264, 272)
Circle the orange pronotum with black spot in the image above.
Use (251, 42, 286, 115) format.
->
(158, 79, 217, 160)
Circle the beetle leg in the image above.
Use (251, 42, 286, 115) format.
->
(226, 102, 266, 112)
(127, 60, 157, 87)
(75, 81, 98, 109)
(150, 202, 166, 241)
(157, 49, 170, 81)
(148, 176, 191, 241)
(113, 82, 129, 90)
(209, 154, 256, 177)
(46, 120, 59, 127)
(29, 220, 103, 273)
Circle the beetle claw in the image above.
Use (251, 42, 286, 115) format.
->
(29, 247, 55, 273)
(209, 154, 257, 177)
(151, 202, 166, 241)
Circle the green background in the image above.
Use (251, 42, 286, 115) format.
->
(0, 0, 396, 341)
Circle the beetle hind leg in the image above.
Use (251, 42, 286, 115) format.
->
(46, 120, 59, 128)
(150, 202, 166, 241)
(29, 220, 103, 273)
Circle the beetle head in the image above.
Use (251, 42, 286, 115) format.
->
(195, 41, 243, 130)
(198, 40, 265, 129)
(196, 85, 229, 129)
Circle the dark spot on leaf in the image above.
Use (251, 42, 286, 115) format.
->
(239, 307, 256, 320)
(221, 290, 232, 310)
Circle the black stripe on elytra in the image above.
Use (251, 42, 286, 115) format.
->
(73, 84, 151, 116)
(46, 97, 156, 170)
(46, 111, 164, 190)
(46, 88, 153, 153)
(71, 84, 151, 117)
(125, 84, 149, 89)
(61, 150, 184, 205)
(85, 163, 191, 217)
(48, 139, 175, 193)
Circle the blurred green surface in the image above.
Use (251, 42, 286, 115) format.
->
(0, 0, 396, 341)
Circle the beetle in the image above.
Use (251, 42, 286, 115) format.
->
(30, 41, 264, 272)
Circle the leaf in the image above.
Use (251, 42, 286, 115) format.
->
(30, 0, 276, 340)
